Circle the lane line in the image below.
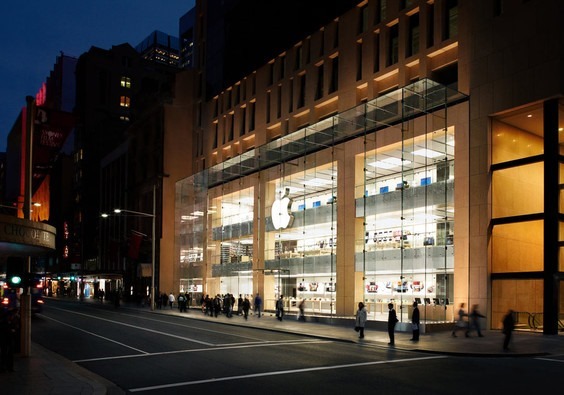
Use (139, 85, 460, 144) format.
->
(43, 308, 214, 346)
(128, 355, 447, 392)
(41, 315, 148, 354)
(73, 339, 333, 363)
(535, 357, 564, 363)
(117, 311, 265, 341)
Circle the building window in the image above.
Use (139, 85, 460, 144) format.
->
(240, 106, 247, 136)
(295, 45, 303, 70)
(359, 5, 369, 34)
(277, 85, 282, 118)
(329, 57, 338, 93)
(407, 13, 420, 57)
(444, 0, 458, 40)
(213, 122, 218, 149)
(249, 101, 256, 131)
(289, 78, 294, 113)
(266, 91, 271, 124)
(376, 0, 388, 24)
(279, 55, 286, 80)
(427, 3, 435, 48)
(268, 62, 274, 86)
(387, 24, 399, 66)
(373, 32, 380, 72)
(297, 74, 306, 108)
(319, 29, 325, 56)
(119, 96, 130, 107)
(356, 41, 363, 81)
(316, 63, 324, 100)
(120, 76, 131, 88)
(228, 113, 234, 141)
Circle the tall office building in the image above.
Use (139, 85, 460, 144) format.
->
(136, 30, 180, 67)
(168, 0, 564, 334)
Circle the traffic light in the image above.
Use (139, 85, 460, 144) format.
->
(6, 257, 25, 288)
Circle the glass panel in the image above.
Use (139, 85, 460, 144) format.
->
(492, 279, 543, 331)
(492, 105, 544, 165)
(492, 163, 543, 218)
(358, 95, 454, 322)
(492, 221, 543, 273)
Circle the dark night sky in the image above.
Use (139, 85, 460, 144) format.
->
(0, 1, 194, 152)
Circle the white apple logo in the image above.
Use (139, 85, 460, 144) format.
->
(271, 188, 294, 230)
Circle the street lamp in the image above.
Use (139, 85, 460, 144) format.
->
(104, 185, 157, 311)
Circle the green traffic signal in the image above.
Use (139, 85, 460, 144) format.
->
(10, 275, 22, 285)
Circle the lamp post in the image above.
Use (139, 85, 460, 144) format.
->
(107, 185, 157, 311)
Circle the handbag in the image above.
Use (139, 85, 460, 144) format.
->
(354, 326, 360, 332)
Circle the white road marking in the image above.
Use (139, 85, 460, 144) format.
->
(45, 307, 214, 346)
(41, 315, 148, 354)
(128, 355, 447, 392)
(73, 339, 332, 363)
(535, 357, 564, 363)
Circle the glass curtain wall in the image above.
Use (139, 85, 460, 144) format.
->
(357, 82, 454, 323)
(175, 79, 465, 321)
(263, 119, 338, 315)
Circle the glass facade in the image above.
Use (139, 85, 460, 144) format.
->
(491, 99, 564, 333)
(176, 79, 467, 322)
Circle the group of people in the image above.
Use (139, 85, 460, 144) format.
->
(199, 293, 262, 319)
(355, 300, 516, 350)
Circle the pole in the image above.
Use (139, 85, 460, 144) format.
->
(151, 183, 156, 311)
(21, 96, 34, 356)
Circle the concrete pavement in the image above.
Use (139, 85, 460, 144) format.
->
(4, 299, 564, 394)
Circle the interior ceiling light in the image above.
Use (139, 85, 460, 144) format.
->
(303, 177, 333, 187)
(412, 149, 443, 158)
(367, 157, 412, 169)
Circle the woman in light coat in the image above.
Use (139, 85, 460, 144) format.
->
(355, 302, 368, 339)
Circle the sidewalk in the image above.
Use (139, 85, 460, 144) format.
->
(4, 300, 564, 394)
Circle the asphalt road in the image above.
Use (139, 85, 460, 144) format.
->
(31, 300, 564, 394)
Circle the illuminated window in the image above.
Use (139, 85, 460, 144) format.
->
(120, 96, 131, 107)
(121, 76, 131, 88)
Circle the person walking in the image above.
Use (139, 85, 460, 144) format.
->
(298, 299, 306, 321)
(254, 293, 262, 318)
(502, 309, 515, 351)
(276, 295, 285, 321)
(355, 302, 368, 339)
(178, 293, 186, 312)
(410, 301, 420, 341)
(466, 304, 485, 337)
(242, 296, 251, 320)
(237, 294, 243, 316)
(168, 292, 175, 309)
(451, 302, 468, 337)
(387, 302, 398, 345)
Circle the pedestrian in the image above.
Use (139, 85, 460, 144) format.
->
(410, 301, 420, 341)
(237, 294, 243, 316)
(298, 299, 306, 321)
(254, 293, 262, 318)
(451, 302, 468, 337)
(387, 302, 398, 345)
(355, 302, 367, 339)
(502, 309, 515, 351)
(242, 296, 251, 320)
(276, 295, 284, 321)
(178, 293, 186, 312)
(466, 304, 485, 337)
(168, 292, 175, 309)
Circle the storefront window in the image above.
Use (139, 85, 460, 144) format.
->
(492, 163, 543, 218)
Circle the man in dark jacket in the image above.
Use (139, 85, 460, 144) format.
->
(410, 301, 420, 341)
(387, 303, 398, 345)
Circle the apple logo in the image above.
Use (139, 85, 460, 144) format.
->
(271, 187, 294, 230)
